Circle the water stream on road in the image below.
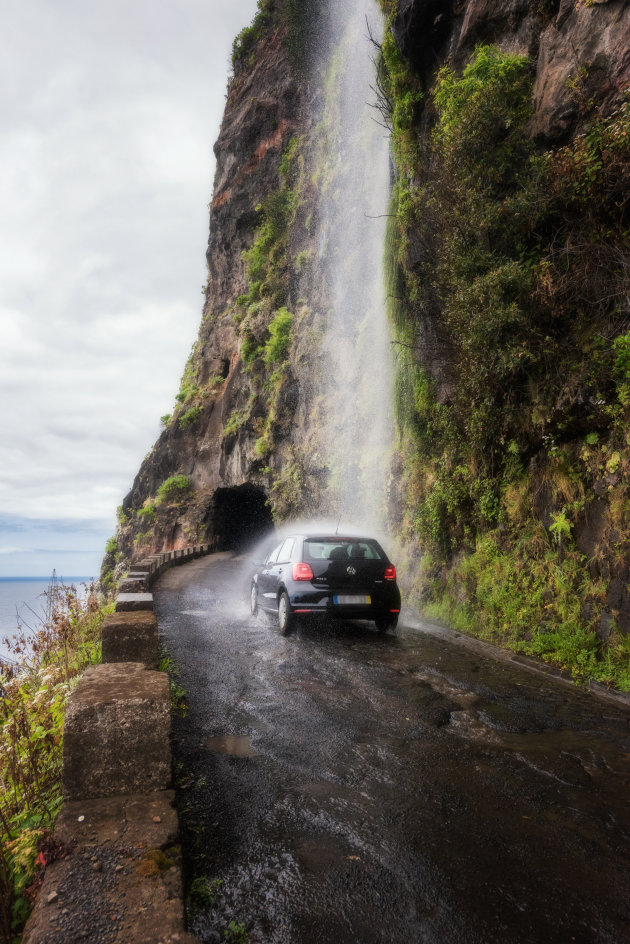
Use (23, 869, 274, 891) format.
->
(158, 556, 630, 944)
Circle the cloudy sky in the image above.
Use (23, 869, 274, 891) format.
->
(0, 0, 259, 577)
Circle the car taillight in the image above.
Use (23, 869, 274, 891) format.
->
(384, 565, 396, 581)
(293, 562, 314, 581)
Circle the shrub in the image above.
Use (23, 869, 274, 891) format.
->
(232, 0, 271, 68)
(179, 406, 203, 430)
(137, 502, 156, 522)
(613, 332, 630, 406)
(156, 475, 192, 505)
(105, 537, 118, 555)
(263, 308, 293, 366)
(1, 585, 108, 937)
(223, 410, 247, 438)
(241, 334, 262, 365)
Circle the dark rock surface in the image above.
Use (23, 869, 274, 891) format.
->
(391, 0, 630, 142)
(532, 0, 630, 142)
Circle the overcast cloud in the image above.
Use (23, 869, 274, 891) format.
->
(0, 0, 259, 576)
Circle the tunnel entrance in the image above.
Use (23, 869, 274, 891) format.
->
(212, 484, 274, 552)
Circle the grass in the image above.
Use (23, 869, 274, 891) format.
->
(158, 650, 188, 715)
(156, 475, 193, 505)
(0, 584, 110, 941)
(421, 528, 630, 691)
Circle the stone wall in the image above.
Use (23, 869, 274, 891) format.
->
(22, 547, 212, 944)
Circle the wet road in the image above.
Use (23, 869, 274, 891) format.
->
(155, 554, 630, 944)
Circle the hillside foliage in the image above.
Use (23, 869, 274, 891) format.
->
(379, 16, 630, 688)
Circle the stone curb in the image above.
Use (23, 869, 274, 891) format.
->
(22, 792, 197, 944)
(23, 544, 212, 944)
(102, 611, 159, 668)
(62, 662, 171, 802)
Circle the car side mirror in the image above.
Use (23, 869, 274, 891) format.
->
(251, 558, 265, 567)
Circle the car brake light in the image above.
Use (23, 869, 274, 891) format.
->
(293, 562, 314, 581)
(384, 565, 396, 580)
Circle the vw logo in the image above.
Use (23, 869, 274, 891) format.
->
(347, 566, 357, 576)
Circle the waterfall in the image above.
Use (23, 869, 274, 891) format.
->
(315, 0, 394, 533)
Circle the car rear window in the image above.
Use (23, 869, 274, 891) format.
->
(303, 539, 384, 561)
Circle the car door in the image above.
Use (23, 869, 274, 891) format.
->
(266, 537, 295, 602)
(274, 537, 296, 590)
(258, 543, 282, 609)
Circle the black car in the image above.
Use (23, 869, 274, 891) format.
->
(250, 533, 401, 634)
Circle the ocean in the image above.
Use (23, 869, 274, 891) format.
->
(0, 577, 90, 663)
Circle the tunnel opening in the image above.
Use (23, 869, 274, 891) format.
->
(212, 484, 274, 552)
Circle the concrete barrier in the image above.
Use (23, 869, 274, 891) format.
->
(22, 791, 197, 944)
(101, 611, 159, 667)
(23, 543, 214, 944)
(116, 592, 155, 612)
(62, 663, 171, 801)
(118, 576, 148, 593)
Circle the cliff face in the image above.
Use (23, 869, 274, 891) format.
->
(113, 2, 303, 563)
(107, 0, 630, 687)
(112, 0, 392, 572)
(380, 0, 630, 686)
(391, 0, 630, 142)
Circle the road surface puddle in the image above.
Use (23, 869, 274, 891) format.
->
(205, 735, 258, 757)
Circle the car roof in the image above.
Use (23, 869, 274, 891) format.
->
(292, 534, 380, 542)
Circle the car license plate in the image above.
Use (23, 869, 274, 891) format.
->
(334, 595, 371, 605)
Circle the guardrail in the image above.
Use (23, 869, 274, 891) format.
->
(23, 545, 212, 944)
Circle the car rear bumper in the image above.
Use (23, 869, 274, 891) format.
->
(288, 586, 401, 619)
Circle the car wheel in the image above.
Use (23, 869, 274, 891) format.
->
(375, 615, 398, 633)
(250, 583, 259, 617)
(277, 591, 294, 635)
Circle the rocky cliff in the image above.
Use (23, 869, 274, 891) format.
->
(106, 0, 630, 688)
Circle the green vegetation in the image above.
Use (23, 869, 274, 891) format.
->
(237, 138, 302, 318)
(188, 876, 223, 916)
(156, 475, 193, 505)
(231, 0, 271, 68)
(270, 453, 312, 521)
(224, 922, 249, 944)
(176, 342, 202, 406)
(133, 529, 153, 547)
(158, 651, 188, 715)
(224, 408, 249, 439)
(230, 136, 304, 467)
(179, 406, 203, 430)
(263, 308, 293, 366)
(137, 501, 157, 523)
(0, 586, 109, 940)
(100, 535, 122, 594)
(379, 22, 630, 687)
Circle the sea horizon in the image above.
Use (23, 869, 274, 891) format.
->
(0, 576, 95, 659)
(0, 575, 93, 582)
